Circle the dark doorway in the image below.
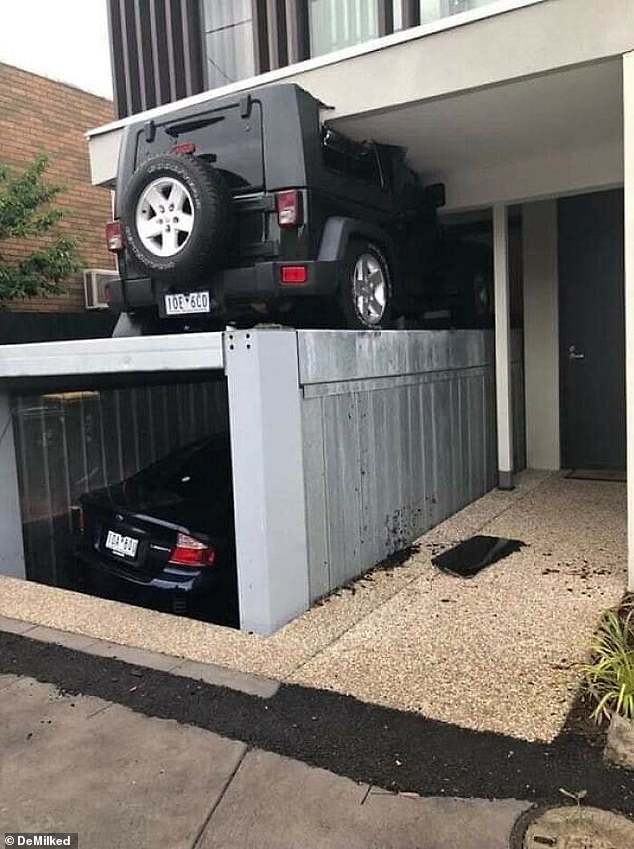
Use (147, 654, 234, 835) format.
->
(559, 189, 625, 471)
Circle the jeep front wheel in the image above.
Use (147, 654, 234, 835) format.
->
(338, 240, 393, 329)
(120, 153, 233, 282)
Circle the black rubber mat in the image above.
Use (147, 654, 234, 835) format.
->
(431, 534, 526, 578)
(566, 469, 626, 482)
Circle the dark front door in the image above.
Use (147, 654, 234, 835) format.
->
(559, 189, 625, 470)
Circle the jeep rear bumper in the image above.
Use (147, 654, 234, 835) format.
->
(108, 260, 341, 313)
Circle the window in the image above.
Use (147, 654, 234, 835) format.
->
(202, 0, 256, 89)
(393, 1, 502, 30)
(322, 128, 382, 187)
(309, 0, 379, 57)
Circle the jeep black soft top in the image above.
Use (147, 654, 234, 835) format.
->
(105, 83, 448, 333)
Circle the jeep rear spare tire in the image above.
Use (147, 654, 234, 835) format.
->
(120, 153, 232, 281)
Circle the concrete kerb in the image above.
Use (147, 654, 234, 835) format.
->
(0, 615, 281, 700)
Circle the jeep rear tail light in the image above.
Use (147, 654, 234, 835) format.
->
(275, 190, 302, 228)
(106, 220, 124, 252)
(168, 532, 216, 567)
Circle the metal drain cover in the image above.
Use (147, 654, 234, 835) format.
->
(511, 806, 634, 849)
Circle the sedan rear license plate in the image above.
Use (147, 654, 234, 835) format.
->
(105, 530, 139, 559)
(164, 291, 210, 316)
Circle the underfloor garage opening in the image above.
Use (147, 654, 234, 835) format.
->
(0, 335, 245, 628)
(9, 372, 236, 625)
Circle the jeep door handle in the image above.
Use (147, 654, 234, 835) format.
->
(568, 344, 585, 361)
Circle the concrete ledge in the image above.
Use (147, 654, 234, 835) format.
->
(0, 616, 36, 635)
(0, 332, 225, 378)
(170, 659, 280, 699)
(27, 625, 99, 652)
(0, 615, 280, 700)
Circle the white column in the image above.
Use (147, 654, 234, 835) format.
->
(624, 52, 634, 591)
(225, 329, 310, 634)
(493, 203, 514, 489)
(522, 200, 560, 470)
(0, 388, 25, 578)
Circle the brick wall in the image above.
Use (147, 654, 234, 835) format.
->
(0, 62, 115, 313)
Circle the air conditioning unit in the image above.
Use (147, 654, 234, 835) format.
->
(83, 269, 118, 310)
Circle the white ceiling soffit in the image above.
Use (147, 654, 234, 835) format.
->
(332, 60, 624, 210)
(334, 60, 622, 172)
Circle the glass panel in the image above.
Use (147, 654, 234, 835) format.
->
(421, 0, 499, 25)
(11, 380, 230, 587)
(393, 1, 402, 31)
(392, 1, 503, 31)
(202, 0, 255, 88)
(309, 0, 379, 57)
(138, 101, 264, 192)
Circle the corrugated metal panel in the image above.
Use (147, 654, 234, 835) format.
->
(11, 379, 229, 585)
(298, 329, 493, 386)
(301, 329, 525, 602)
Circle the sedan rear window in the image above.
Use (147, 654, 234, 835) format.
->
(134, 439, 231, 501)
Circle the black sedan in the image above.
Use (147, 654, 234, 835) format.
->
(74, 435, 238, 626)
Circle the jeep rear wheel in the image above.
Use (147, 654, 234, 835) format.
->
(120, 153, 233, 282)
(339, 240, 393, 329)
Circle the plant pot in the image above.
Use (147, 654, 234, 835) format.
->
(604, 713, 634, 770)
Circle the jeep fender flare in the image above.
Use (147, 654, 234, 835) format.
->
(318, 217, 394, 267)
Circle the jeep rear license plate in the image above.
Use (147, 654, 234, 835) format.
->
(164, 291, 210, 316)
(105, 530, 139, 559)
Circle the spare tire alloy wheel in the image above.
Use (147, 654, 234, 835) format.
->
(121, 154, 232, 281)
(340, 241, 393, 329)
(136, 177, 194, 258)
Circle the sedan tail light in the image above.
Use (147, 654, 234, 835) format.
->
(106, 220, 124, 252)
(168, 532, 216, 567)
(275, 190, 303, 228)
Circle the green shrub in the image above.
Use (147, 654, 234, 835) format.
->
(584, 605, 634, 724)
(0, 156, 81, 303)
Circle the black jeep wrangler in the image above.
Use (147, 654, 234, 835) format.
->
(105, 83, 448, 332)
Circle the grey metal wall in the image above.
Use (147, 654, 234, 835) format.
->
(300, 329, 524, 601)
(11, 378, 229, 586)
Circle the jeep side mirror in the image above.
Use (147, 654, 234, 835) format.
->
(425, 183, 446, 208)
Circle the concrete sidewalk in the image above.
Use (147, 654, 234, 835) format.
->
(0, 673, 527, 849)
